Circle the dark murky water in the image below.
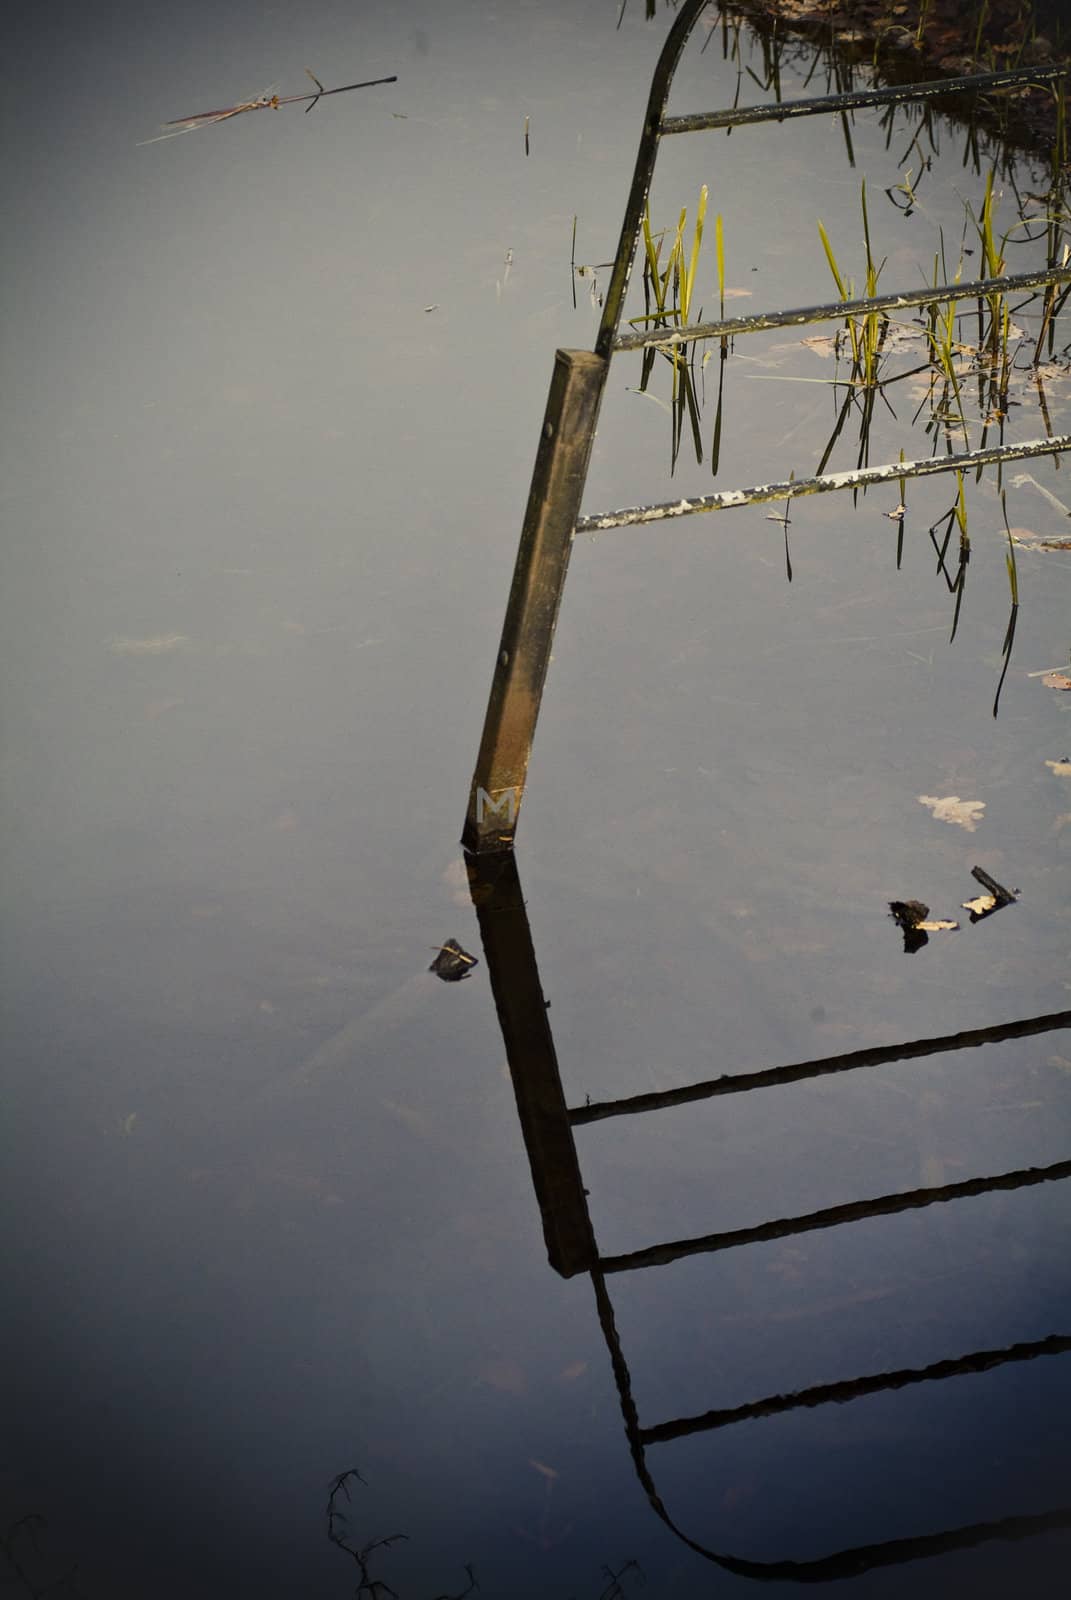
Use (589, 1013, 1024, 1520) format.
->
(3, 2, 1069, 1595)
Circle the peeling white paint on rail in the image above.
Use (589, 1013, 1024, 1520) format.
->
(613, 267, 1071, 353)
(575, 436, 1071, 533)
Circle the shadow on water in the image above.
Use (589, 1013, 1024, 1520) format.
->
(465, 848, 1071, 1583)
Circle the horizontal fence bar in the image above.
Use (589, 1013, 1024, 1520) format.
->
(569, 1009, 1071, 1126)
(598, 1156, 1071, 1274)
(613, 266, 1071, 352)
(576, 435, 1071, 532)
(660, 62, 1071, 135)
(640, 1333, 1071, 1445)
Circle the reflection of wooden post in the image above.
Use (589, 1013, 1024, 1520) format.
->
(463, 349, 607, 854)
(466, 850, 596, 1276)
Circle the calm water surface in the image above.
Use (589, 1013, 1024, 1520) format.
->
(3, 1, 1070, 1594)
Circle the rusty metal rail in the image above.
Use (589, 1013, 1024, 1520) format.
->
(462, 0, 1071, 852)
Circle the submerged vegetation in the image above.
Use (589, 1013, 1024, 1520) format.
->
(587, 7, 1071, 705)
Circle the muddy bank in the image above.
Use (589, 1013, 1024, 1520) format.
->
(724, 1, 1068, 156)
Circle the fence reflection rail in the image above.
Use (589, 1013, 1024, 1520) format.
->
(466, 846, 1071, 1581)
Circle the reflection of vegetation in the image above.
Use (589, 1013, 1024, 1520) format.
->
(721, 1, 1069, 158)
(327, 1469, 477, 1599)
(593, 1561, 645, 1599)
(1, 1516, 85, 1599)
(325, 1469, 645, 1599)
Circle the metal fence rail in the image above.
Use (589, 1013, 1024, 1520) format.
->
(462, 0, 1071, 852)
(577, 434, 1071, 531)
(613, 265, 1071, 351)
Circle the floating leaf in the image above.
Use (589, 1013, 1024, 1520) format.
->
(1042, 673, 1071, 690)
(1045, 758, 1071, 776)
(429, 938, 478, 981)
(890, 896, 961, 949)
(109, 633, 190, 655)
(964, 865, 1017, 919)
(478, 1357, 526, 1394)
(918, 795, 985, 831)
(1009, 526, 1071, 552)
(529, 1459, 559, 1480)
(889, 899, 930, 953)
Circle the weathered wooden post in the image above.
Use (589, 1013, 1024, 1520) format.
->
(462, 348, 607, 853)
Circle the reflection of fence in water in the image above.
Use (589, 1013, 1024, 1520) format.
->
(466, 847, 1071, 1580)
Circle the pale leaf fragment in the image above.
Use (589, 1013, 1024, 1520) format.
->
(918, 795, 985, 831)
(962, 895, 997, 917)
(478, 1357, 526, 1395)
(1045, 759, 1071, 776)
(109, 633, 190, 655)
(529, 1459, 558, 1480)
(917, 919, 959, 932)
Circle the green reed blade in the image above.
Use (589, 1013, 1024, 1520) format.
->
(817, 220, 849, 300)
(681, 185, 707, 325)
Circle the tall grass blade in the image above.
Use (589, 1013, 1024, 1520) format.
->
(715, 213, 725, 321)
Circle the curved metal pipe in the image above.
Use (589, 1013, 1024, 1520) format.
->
(595, 0, 711, 359)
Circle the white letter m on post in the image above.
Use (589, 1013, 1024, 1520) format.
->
(475, 787, 518, 827)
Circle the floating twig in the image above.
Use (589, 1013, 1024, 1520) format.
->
(140, 69, 397, 143)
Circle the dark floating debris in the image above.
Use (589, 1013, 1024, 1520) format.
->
(962, 865, 1018, 923)
(891, 865, 1017, 949)
(429, 938, 479, 982)
(889, 898, 959, 954)
(890, 899, 933, 954)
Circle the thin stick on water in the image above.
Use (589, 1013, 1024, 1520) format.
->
(139, 70, 397, 143)
(571, 215, 578, 310)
